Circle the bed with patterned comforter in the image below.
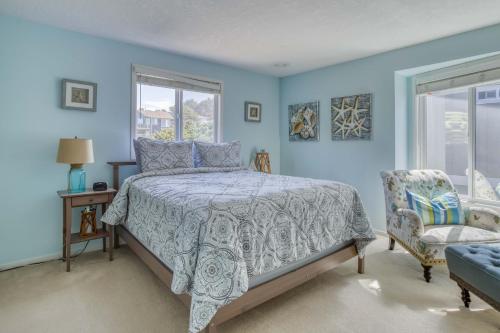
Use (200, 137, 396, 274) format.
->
(102, 167, 375, 333)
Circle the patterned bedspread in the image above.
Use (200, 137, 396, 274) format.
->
(102, 167, 375, 332)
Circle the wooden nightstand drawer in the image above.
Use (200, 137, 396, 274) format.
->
(71, 194, 109, 206)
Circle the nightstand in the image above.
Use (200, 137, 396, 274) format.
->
(57, 188, 117, 272)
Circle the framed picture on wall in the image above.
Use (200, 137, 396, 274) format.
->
(288, 101, 320, 141)
(244, 101, 261, 122)
(331, 93, 372, 140)
(62, 79, 97, 112)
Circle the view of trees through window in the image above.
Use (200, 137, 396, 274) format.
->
(136, 84, 216, 142)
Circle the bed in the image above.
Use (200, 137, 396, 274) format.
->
(102, 162, 375, 333)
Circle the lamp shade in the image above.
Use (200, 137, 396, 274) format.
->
(57, 138, 94, 164)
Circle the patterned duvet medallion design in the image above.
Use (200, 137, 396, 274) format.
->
(102, 167, 375, 333)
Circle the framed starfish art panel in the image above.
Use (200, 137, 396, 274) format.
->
(331, 93, 372, 140)
(289, 101, 320, 141)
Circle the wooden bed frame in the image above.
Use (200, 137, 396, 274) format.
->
(107, 161, 365, 333)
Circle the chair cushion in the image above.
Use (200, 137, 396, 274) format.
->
(445, 244, 500, 302)
(421, 225, 500, 244)
(406, 190, 464, 225)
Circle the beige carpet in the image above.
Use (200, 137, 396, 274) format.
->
(1, 236, 499, 333)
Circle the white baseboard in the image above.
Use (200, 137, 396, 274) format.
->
(0, 240, 106, 272)
(373, 228, 387, 237)
(0, 252, 61, 271)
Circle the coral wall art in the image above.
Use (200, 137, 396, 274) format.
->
(288, 101, 320, 141)
(331, 94, 372, 140)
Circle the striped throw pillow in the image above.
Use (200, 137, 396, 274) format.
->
(405, 190, 465, 225)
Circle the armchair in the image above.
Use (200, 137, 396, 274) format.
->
(380, 170, 500, 282)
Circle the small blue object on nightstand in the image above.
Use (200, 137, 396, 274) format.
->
(56, 137, 94, 193)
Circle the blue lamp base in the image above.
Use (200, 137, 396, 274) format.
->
(68, 164, 86, 193)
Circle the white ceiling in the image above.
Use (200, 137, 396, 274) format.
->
(2, 0, 500, 77)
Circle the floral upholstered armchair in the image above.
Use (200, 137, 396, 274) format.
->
(380, 170, 500, 282)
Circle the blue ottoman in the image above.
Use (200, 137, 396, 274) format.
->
(445, 244, 500, 310)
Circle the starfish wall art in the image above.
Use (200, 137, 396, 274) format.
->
(331, 94, 372, 140)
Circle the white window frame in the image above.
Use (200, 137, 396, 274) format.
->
(130, 64, 223, 158)
(414, 55, 500, 208)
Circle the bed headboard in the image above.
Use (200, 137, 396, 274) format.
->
(107, 160, 137, 190)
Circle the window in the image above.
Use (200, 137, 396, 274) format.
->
(475, 84, 500, 201)
(420, 88, 469, 194)
(132, 65, 222, 149)
(416, 60, 500, 204)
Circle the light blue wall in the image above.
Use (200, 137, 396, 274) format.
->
(280, 24, 500, 231)
(0, 15, 280, 267)
(3, 14, 500, 267)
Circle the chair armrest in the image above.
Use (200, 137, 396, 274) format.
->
(465, 206, 500, 233)
(396, 208, 425, 237)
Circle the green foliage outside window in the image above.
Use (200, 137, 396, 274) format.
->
(152, 97, 214, 142)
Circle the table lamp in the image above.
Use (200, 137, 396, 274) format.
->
(57, 137, 94, 193)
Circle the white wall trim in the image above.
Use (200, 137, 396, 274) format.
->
(0, 240, 119, 272)
(0, 252, 62, 272)
(372, 228, 387, 237)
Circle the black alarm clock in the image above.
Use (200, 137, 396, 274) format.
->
(92, 182, 108, 191)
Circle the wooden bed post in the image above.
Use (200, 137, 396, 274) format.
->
(112, 164, 120, 190)
(357, 257, 365, 274)
(107, 161, 137, 249)
(107, 160, 137, 191)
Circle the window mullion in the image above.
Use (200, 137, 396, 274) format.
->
(175, 89, 182, 141)
(214, 95, 219, 143)
(467, 87, 476, 199)
(416, 95, 427, 169)
(179, 90, 183, 140)
(422, 96, 427, 169)
(415, 95, 420, 168)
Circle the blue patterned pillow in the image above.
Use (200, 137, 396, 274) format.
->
(136, 137, 193, 172)
(406, 190, 465, 225)
(193, 141, 241, 167)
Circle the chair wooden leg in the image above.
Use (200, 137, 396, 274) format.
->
(422, 264, 432, 283)
(357, 257, 365, 274)
(388, 237, 395, 250)
(460, 286, 471, 308)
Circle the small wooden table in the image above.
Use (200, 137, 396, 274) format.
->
(57, 188, 117, 272)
